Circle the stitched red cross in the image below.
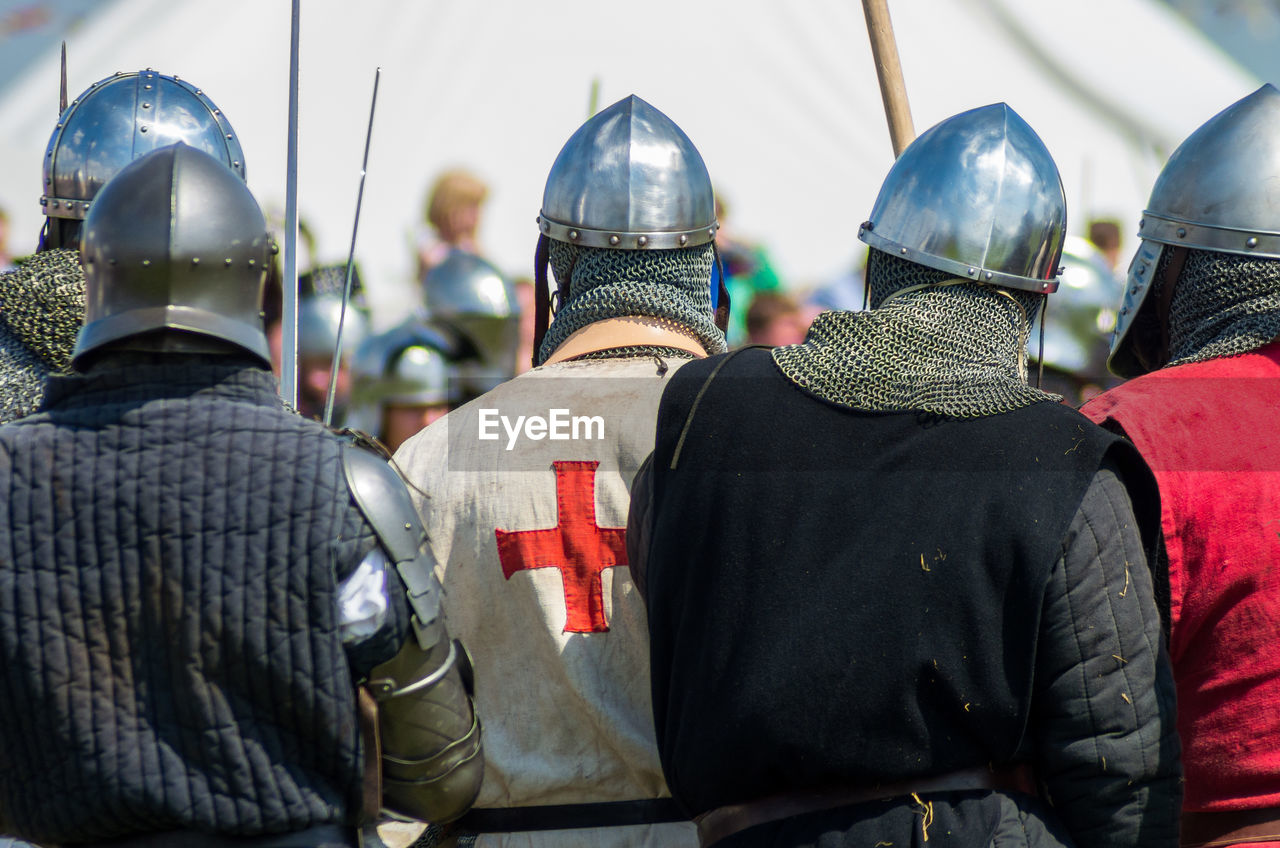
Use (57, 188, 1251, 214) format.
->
(494, 460, 627, 633)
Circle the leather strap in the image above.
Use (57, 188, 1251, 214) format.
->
(1155, 245, 1189, 367)
(454, 798, 687, 833)
(695, 764, 1037, 847)
(1182, 808, 1280, 848)
(358, 685, 383, 824)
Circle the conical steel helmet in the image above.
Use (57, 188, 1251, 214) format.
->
(74, 143, 273, 368)
(1109, 84, 1280, 377)
(858, 103, 1066, 294)
(537, 95, 717, 250)
(43, 69, 244, 221)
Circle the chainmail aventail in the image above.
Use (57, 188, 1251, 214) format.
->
(537, 242, 726, 364)
(1162, 248, 1280, 367)
(0, 249, 86, 422)
(771, 250, 1060, 418)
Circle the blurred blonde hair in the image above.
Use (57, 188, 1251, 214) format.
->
(425, 169, 488, 233)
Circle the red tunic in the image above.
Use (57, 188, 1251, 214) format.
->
(1082, 342, 1280, 816)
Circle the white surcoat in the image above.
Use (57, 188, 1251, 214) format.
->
(392, 357, 697, 848)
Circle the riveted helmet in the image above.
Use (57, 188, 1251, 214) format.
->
(1032, 236, 1121, 379)
(858, 103, 1066, 296)
(1109, 84, 1280, 377)
(537, 95, 717, 250)
(73, 143, 273, 368)
(43, 69, 244, 223)
(346, 319, 462, 437)
(421, 249, 518, 396)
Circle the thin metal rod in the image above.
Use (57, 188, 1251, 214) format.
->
(59, 42, 67, 115)
(280, 0, 302, 406)
(861, 0, 915, 158)
(322, 67, 381, 428)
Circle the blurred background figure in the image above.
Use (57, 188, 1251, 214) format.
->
(294, 264, 371, 425)
(347, 317, 460, 452)
(745, 290, 809, 348)
(806, 249, 869, 316)
(1087, 218, 1125, 275)
(420, 248, 520, 402)
(714, 194, 783, 346)
(0, 206, 14, 272)
(513, 275, 537, 373)
(417, 168, 490, 277)
(1029, 235, 1124, 406)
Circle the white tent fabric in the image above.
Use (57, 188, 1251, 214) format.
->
(0, 0, 1259, 328)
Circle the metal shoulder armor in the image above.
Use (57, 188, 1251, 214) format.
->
(340, 442, 483, 824)
(342, 442, 443, 649)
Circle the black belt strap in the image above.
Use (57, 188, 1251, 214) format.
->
(454, 798, 687, 833)
(72, 824, 357, 847)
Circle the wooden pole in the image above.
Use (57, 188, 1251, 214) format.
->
(861, 0, 915, 158)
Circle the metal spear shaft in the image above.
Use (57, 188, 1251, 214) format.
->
(280, 0, 302, 406)
(322, 67, 381, 429)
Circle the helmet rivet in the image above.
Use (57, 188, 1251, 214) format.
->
(225, 258, 233, 266)
(139, 126, 148, 133)
(404, 523, 412, 530)
(1139, 218, 1146, 228)
(44, 177, 50, 184)
(637, 235, 648, 247)
(967, 267, 976, 275)
(40, 198, 46, 206)
(196, 90, 203, 95)
(984, 271, 994, 281)
(1247, 237, 1259, 248)
(233, 161, 240, 168)
(568, 230, 579, 241)
(109, 258, 117, 265)
(708, 228, 715, 237)
(50, 200, 58, 208)
(900, 247, 907, 255)
(225, 133, 233, 140)
(1176, 227, 1187, 238)
(1136, 265, 1146, 276)
(679, 234, 688, 246)
(144, 84, 152, 90)
(271, 242, 280, 255)
(608, 235, 620, 246)
(141, 259, 150, 267)
(191, 257, 200, 266)
(213, 110, 221, 116)
(142, 102, 151, 109)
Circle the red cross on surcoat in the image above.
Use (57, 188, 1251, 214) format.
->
(494, 460, 626, 633)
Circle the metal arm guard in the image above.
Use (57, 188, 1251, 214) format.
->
(343, 444, 484, 824)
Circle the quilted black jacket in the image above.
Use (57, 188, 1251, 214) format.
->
(0, 356, 406, 844)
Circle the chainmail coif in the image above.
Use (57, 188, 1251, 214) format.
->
(1158, 247, 1280, 368)
(0, 248, 86, 423)
(537, 241, 727, 365)
(771, 250, 1060, 418)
